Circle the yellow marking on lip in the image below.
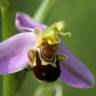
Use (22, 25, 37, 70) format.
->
(41, 59, 57, 67)
(28, 49, 37, 67)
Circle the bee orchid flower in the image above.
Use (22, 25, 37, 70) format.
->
(0, 12, 95, 89)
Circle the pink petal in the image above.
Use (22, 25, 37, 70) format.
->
(16, 12, 47, 32)
(58, 43, 95, 88)
(0, 32, 36, 74)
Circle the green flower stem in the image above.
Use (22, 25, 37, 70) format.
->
(33, 0, 57, 22)
(3, 74, 18, 96)
(34, 84, 63, 96)
(0, 1, 19, 96)
(0, 0, 16, 38)
(0, 33, 2, 41)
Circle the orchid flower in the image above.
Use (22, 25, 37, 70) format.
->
(0, 12, 95, 89)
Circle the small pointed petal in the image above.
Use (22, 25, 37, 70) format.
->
(16, 12, 47, 32)
(0, 32, 36, 74)
(58, 43, 95, 88)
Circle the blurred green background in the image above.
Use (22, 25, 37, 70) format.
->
(0, 0, 96, 96)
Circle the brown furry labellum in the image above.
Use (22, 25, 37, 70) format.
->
(28, 44, 61, 82)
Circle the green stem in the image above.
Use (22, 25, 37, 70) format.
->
(1, 1, 16, 38)
(3, 74, 17, 96)
(0, 1, 18, 96)
(1, 3, 28, 94)
(33, 0, 57, 22)
(0, 32, 2, 41)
